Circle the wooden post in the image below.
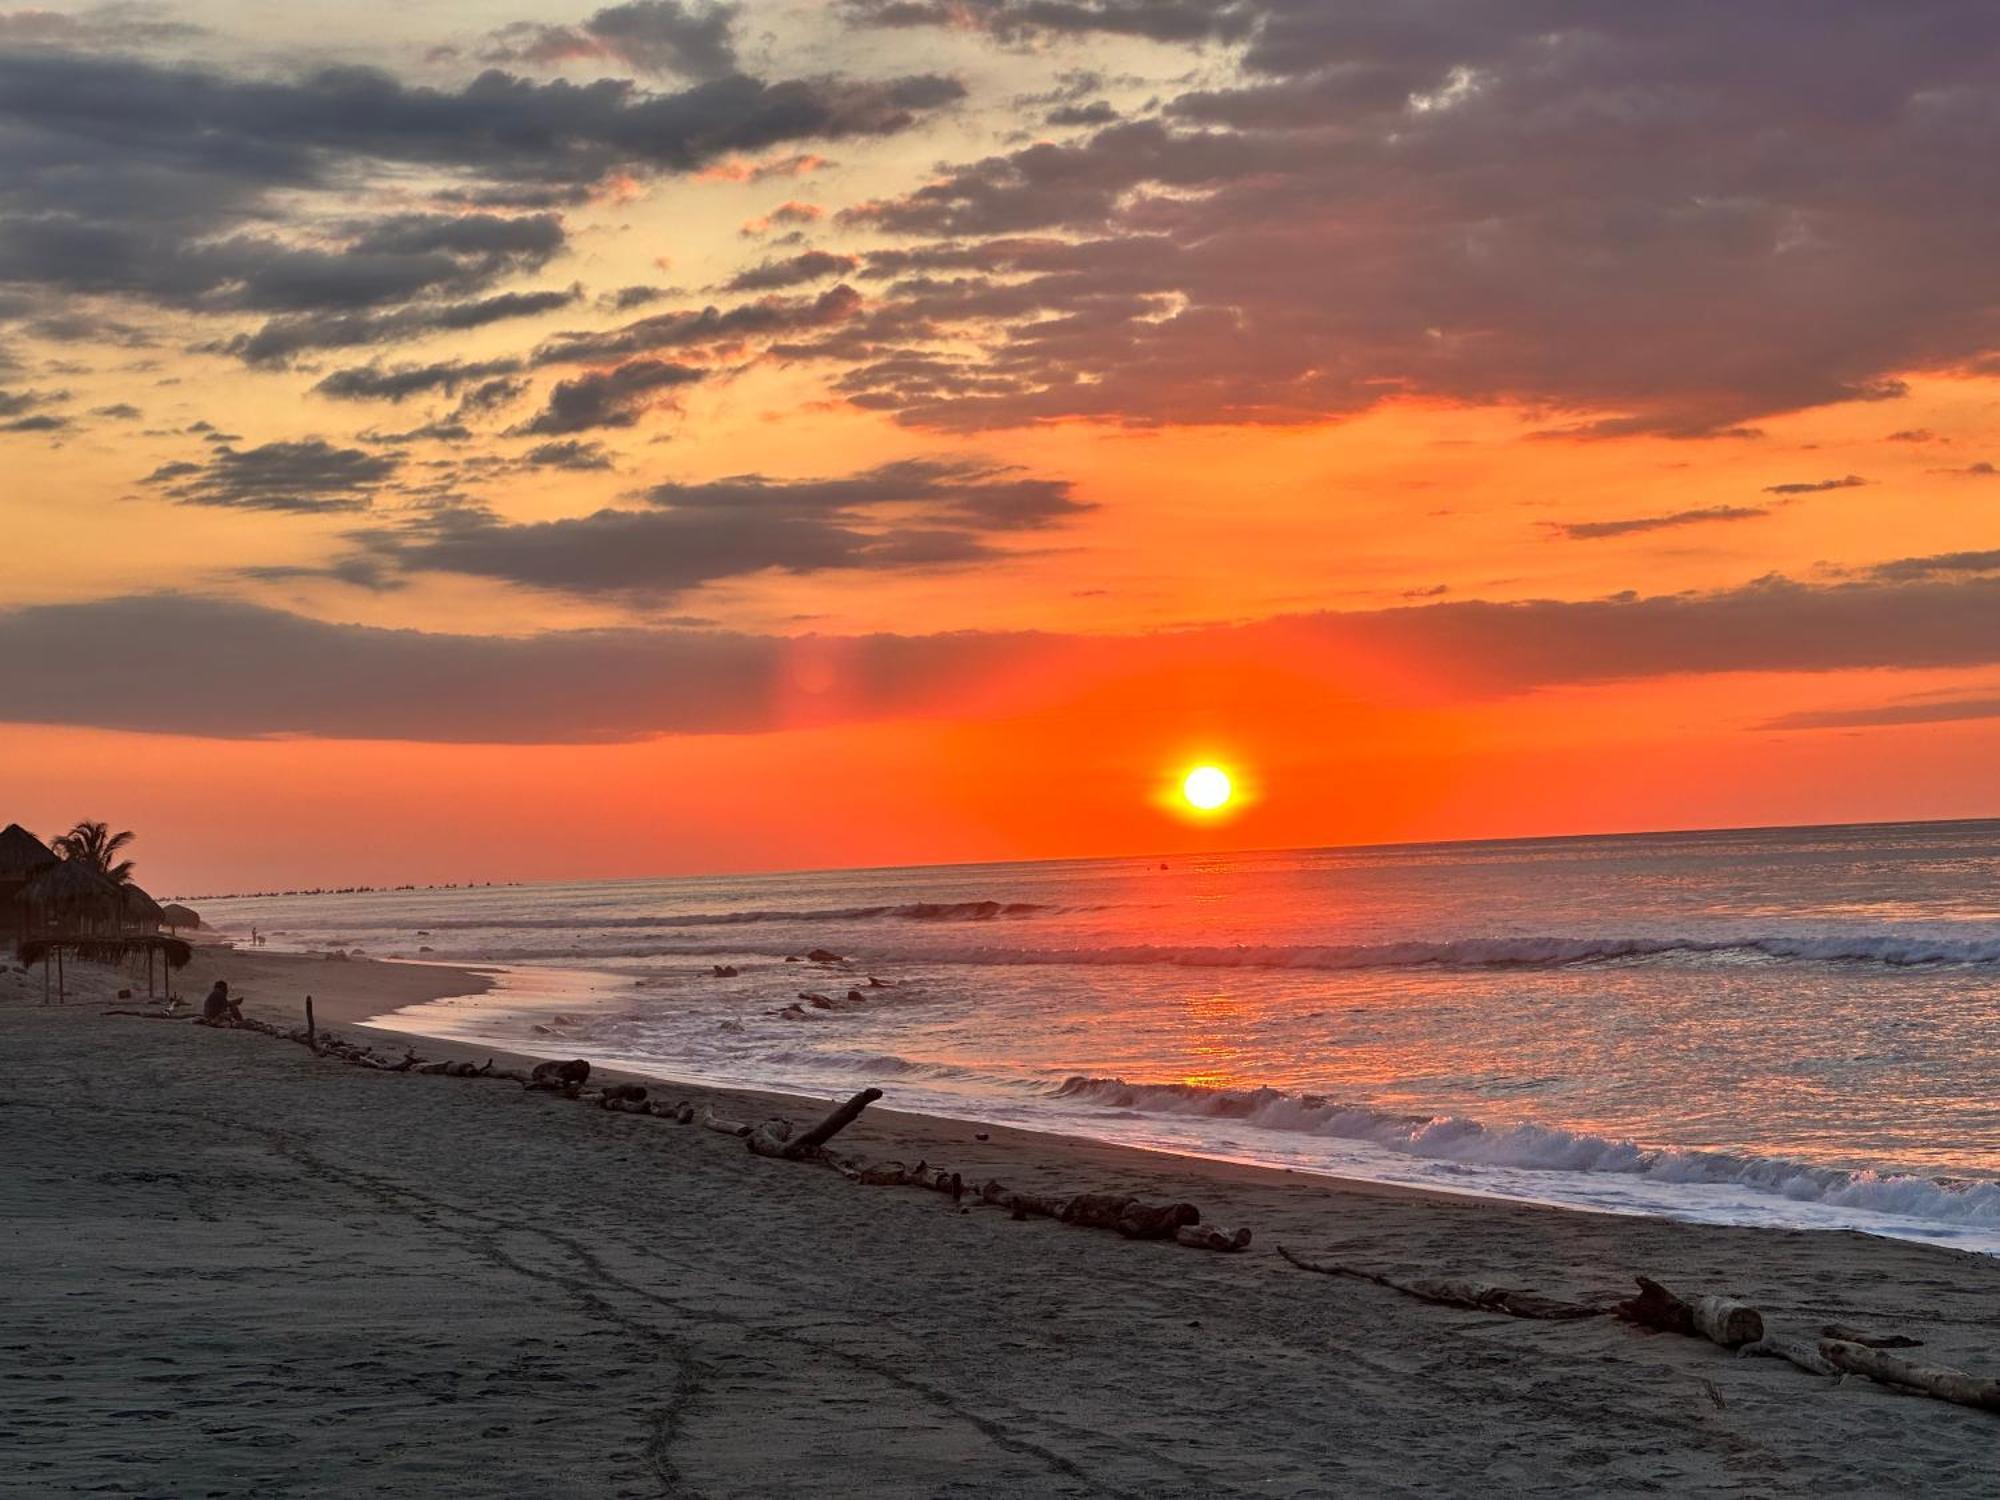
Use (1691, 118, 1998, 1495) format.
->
(56, 944, 64, 1005)
(305, 995, 316, 1052)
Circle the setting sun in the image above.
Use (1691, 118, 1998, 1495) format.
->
(1182, 765, 1234, 811)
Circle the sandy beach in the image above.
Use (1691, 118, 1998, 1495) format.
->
(6, 948, 1999, 1498)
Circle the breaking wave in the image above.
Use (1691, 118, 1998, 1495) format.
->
(1048, 1076, 2000, 1226)
(407, 900, 1055, 932)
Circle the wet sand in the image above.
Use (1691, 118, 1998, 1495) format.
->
(5, 949, 1998, 1496)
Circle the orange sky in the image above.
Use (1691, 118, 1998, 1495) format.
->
(3, 2, 1998, 891)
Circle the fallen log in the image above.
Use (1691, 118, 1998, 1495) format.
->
(1176, 1224, 1253, 1252)
(598, 1083, 649, 1109)
(786, 1087, 883, 1155)
(702, 1106, 752, 1138)
(1739, 1333, 1840, 1377)
(1616, 1276, 1763, 1349)
(1821, 1340, 2000, 1414)
(1822, 1323, 1922, 1350)
(526, 1058, 591, 1094)
(1060, 1192, 1200, 1241)
(1278, 1246, 1606, 1318)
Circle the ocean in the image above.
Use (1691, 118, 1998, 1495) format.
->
(199, 819, 2000, 1250)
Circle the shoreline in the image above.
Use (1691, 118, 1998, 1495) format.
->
(8, 950, 2000, 1493)
(202, 948, 2000, 1254)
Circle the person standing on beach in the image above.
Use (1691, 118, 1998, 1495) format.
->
(201, 980, 241, 1026)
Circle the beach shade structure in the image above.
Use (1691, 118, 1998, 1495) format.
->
(121, 884, 166, 934)
(0, 823, 58, 938)
(20, 856, 124, 939)
(19, 933, 193, 1004)
(161, 902, 202, 934)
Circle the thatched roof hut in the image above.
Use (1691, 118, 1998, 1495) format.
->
(161, 902, 202, 932)
(122, 884, 166, 930)
(1, 824, 57, 937)
(20, 857, 123, 935)
(0, 823, 54, 878)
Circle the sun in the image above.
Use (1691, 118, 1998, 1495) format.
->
(1181, 765, 1233, 811)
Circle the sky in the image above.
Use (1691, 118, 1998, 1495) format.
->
(3, 0, 1999, 892)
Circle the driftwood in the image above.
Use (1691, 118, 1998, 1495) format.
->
(1821, 1340, 2000, 1414)
(701, 1106, 752, 1138)
(749, 1088, 883, 1161)
(1278, 1246, 1605, 1318)
(1175, 1223, 1252, 1252)
(1616, 1276, 1763, 1349)
(305, 995, 316, 1053)
(1739, 1332, 1840, 1377)
(526, 1058, 590, 1094)
(1822, 1323, 1922, 1349)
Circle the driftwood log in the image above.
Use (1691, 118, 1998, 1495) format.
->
(527, 1058, 591, 1094)
(701, 1107, 752, 1138)
(1739, 1332, 1840, 1377)
(1821, 1340, 2000, 1414)
(1278, 1246, 1603, 1318)
(746, 1088, 883, 1160)
(1616, 1276, 1764, 1348)
(1823, 1323, 1923, 1349)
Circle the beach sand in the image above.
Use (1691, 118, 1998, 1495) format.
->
(5, 949, 1998, 1497)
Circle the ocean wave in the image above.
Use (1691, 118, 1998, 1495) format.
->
(404, 899, 1055, 932)
(377, 930, 2000, 970)
(886, 932, 2000, 971)
(1048, 1076, 2000, 1225)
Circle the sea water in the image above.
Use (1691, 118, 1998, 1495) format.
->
(200, 819, 2000, 1250)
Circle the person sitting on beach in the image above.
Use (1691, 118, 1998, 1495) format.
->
(200, 980, 242, 1026)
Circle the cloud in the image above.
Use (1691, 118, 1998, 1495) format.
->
(315, 357, 528, 404)
(1761, 696, 2000, 731)
(0, 45, 960, 371)
(513, 358, 706, 433)
(816, 5, 2000, 435)
(1933, 460, 1998, 478)
(336, 456, 1089, 599)
(9, 572, 2000, 742)
(841, 0, 1256, 45)
(141, 440, 400, 513)
(1762, 475, 1867, 496)
(1553, 506, 1770, 541)
(723, 250, 860, 291)
(522, 439, 615, 470)
(1862, 549, 2000, 582)
(532, 283, 862, 365)
(482, 1, 741, 81)
(220, 288, 581, 368)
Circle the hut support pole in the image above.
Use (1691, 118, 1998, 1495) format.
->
(56, 944, 64, 1005)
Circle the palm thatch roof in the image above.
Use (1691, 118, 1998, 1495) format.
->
(21, 857, 120, 905)
(122, 884, 166, 921)
(18, 934, 192, 969)
(161, 902, 202, 929)
(0, 823, 55, 878)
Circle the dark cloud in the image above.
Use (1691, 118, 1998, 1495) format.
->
(0, 46, 959, 370)
(0, 387, 62, 417)
(1886, 429, 1939, 443)
(0, 412, 69, 433)
(338, 456, 1088, 599)
(1553, 506, 1770, 541)
(1047, 101, 1119, 127)
(9, 571, 2000, 742)
(1761, 696, 2000, 732)
(532, 283, 861, 364)
(513, 358, 706, 433)
(1862, 549, 2000, 583)
(483, 2, 741, 81)
(522, 439, 615, 470)
(842, 0, 1256, 45)
(1763, 475, 1868, 496)
(723, 251, 860, 291)
(822, 4, 2000, 435)
(0, 4, 205, 48)
(315, 357, 527, 403)
(220, 288, 581, 368)
(1934, 460, 1998, 478)
(142, 440, 400, 513)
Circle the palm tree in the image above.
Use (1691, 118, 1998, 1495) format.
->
(55, 820, 137, 885)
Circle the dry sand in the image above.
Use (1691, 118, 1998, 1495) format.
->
(5, 948, 1999, 1497)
